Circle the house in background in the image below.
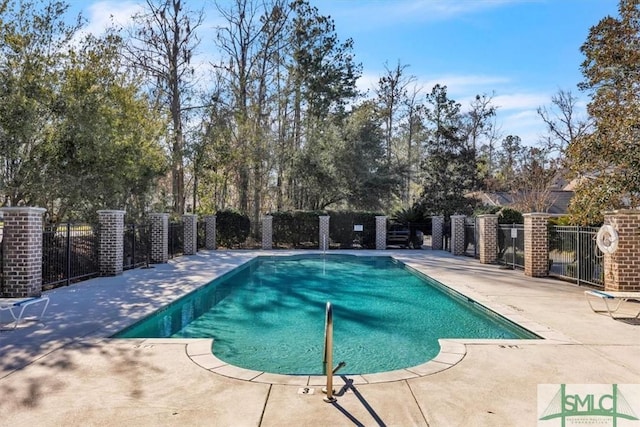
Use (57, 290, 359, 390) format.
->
(470, 177, 577, 215)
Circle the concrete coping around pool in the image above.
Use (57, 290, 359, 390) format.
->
(180, 329, 576, 386)
(182, 338, 468, 385)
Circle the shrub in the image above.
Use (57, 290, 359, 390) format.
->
(548, 215, 574, 226)
(328, 211, 354, 248)
(272, 211, 322, 248)
(216, 209, 250, 248)
(473, 205, 501, 216)
(390, 206, 423, 224)
(272, 211, 294, 247)
(269, 210, 381, 249)
(390, 206, 431, 243)
(498, 208, 524, 224)
(328, 211, 382, 249)
(327, 211, 381, 249)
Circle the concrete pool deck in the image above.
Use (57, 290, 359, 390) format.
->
(1, 249, 639, 426)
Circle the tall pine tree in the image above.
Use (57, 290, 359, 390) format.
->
(568, 0, 640, 224)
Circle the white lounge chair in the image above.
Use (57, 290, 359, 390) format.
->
(584, 290, 640, 319)
(0, 295, 50, 329)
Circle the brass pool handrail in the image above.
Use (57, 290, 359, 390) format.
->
(323, 301, 345, 402)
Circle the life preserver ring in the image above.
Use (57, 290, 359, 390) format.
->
(596, 224, 619, 254)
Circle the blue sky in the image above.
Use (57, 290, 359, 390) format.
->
(66, 0, 620, 146)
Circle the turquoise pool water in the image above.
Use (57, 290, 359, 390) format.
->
(115, 255, 538, 374)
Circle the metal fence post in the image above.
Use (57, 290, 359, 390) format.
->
(576, 227, 581, 286)
(66, 222, 71, 287)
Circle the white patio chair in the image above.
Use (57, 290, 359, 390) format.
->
(584, 290, 640, 319)
(0, 295, 50, 329)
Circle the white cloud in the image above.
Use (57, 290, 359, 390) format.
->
(81, 1, 142, 35)
(492, 92, 550, 111)
(356, 72, 381, 94)
(499, 109, 544, 142)
(332, 0, 532, 29)
(358, 70, 511, 97)
(421, 74, 510, 95)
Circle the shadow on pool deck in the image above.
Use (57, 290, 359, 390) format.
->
(1, 249, 639, 426)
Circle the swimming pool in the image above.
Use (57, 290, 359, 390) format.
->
(115, 255, 539, 374)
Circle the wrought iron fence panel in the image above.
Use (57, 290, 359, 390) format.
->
(0, 224, 3, 292)
(244, 219, 263, 249)
(464, 218, 478, 258)
(330, 213, 377, 249)
(123, 223, 151, 271)
(497, 224, 525, 269)
(443, 221, 451, 252)
(42, 223, 99, 290)
(272, 213, 320, 249)
(197, 221, 206, 250)
(168, 222, 184, 258)
(548, 225, 603, 288)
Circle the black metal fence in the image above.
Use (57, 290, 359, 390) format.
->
(464, 219, 478, 258)
(329, 213, 377, 249)
(443, 221, 451, 251)
(123, 223, 151, 271)
(197, 221, 207, 250)
(168, 222, 184, 258)
(42, 223, 100, 290)
(497, 224, 525, 269)
(392, 221, 430, 249)
(548, 225, 603, 288)
(5, 214, 609, 294)
(0, 224, 4, 291)
(272, 212, 320, 249)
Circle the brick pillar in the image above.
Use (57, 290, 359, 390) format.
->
(97, 210, 125, 276)
(477, 214, 498, 264)
(204, 215, 216, 250)
(375, 216, 387, 250)
(0, 207, 46, 297)
(183, 214, 197, 255)
(524, 213, 549, 277)
(262, 215, 273, 250)
(149, 213, 169, 263)
(450, 215, 466, 256)
(603, 209, 640, 292)
(319, 216, 330, 251)
(431, 216, 444, 250)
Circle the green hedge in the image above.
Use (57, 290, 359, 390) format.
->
(498, 208, 524, 224)
(327, 211, 380, 249)
(272, 211, 322, 248)
(216, 209, 250, 248)
(269, 210, 381, 249)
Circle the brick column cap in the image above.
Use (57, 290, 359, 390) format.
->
(319, 215, 330, 218)
(523, 212, 549, 218)
(450, 214, 466, 219)
(477, 214, 498, 219)
(375, 215, 387, 219)
(204, 214, 217, 219)
(182, 213, 197, 218)
(97, 209, 125, 215)
(263, 214, 273, 218)
(0, 207, 46, 214)
(604, 209, 640, 215)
